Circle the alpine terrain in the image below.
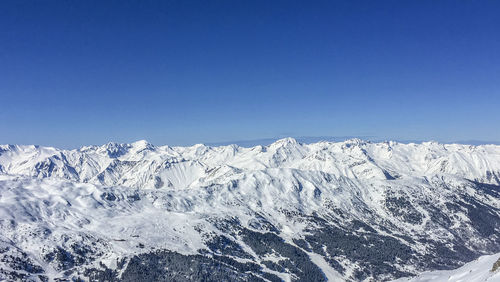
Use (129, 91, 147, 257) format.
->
(0, 138, 499, 281)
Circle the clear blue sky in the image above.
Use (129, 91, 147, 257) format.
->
(1, 1, 499, 148)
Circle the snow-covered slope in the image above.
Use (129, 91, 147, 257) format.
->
(394, 252, 500, 282)
(0, 138, 499, 281)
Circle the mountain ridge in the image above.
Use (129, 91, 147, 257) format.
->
(1, 138, 500, 188)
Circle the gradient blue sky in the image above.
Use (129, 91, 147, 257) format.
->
(1, 1, 499, 148)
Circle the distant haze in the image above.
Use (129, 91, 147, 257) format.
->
(207, 136, 500, 148)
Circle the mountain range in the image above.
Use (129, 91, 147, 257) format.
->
(0, 138, 499, 281)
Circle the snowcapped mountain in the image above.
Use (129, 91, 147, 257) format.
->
(0, 138, 499, 281)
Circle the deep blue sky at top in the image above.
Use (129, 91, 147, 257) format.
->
(1, 0, 499, 148)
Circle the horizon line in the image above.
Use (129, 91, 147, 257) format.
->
(2, 136, 500, 150)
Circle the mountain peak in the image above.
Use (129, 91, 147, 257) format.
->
(271, 137, 299, 146)
(131, 140, 154, 150)
(342, 138, 368, 147)
(131, 139, 150, 146)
